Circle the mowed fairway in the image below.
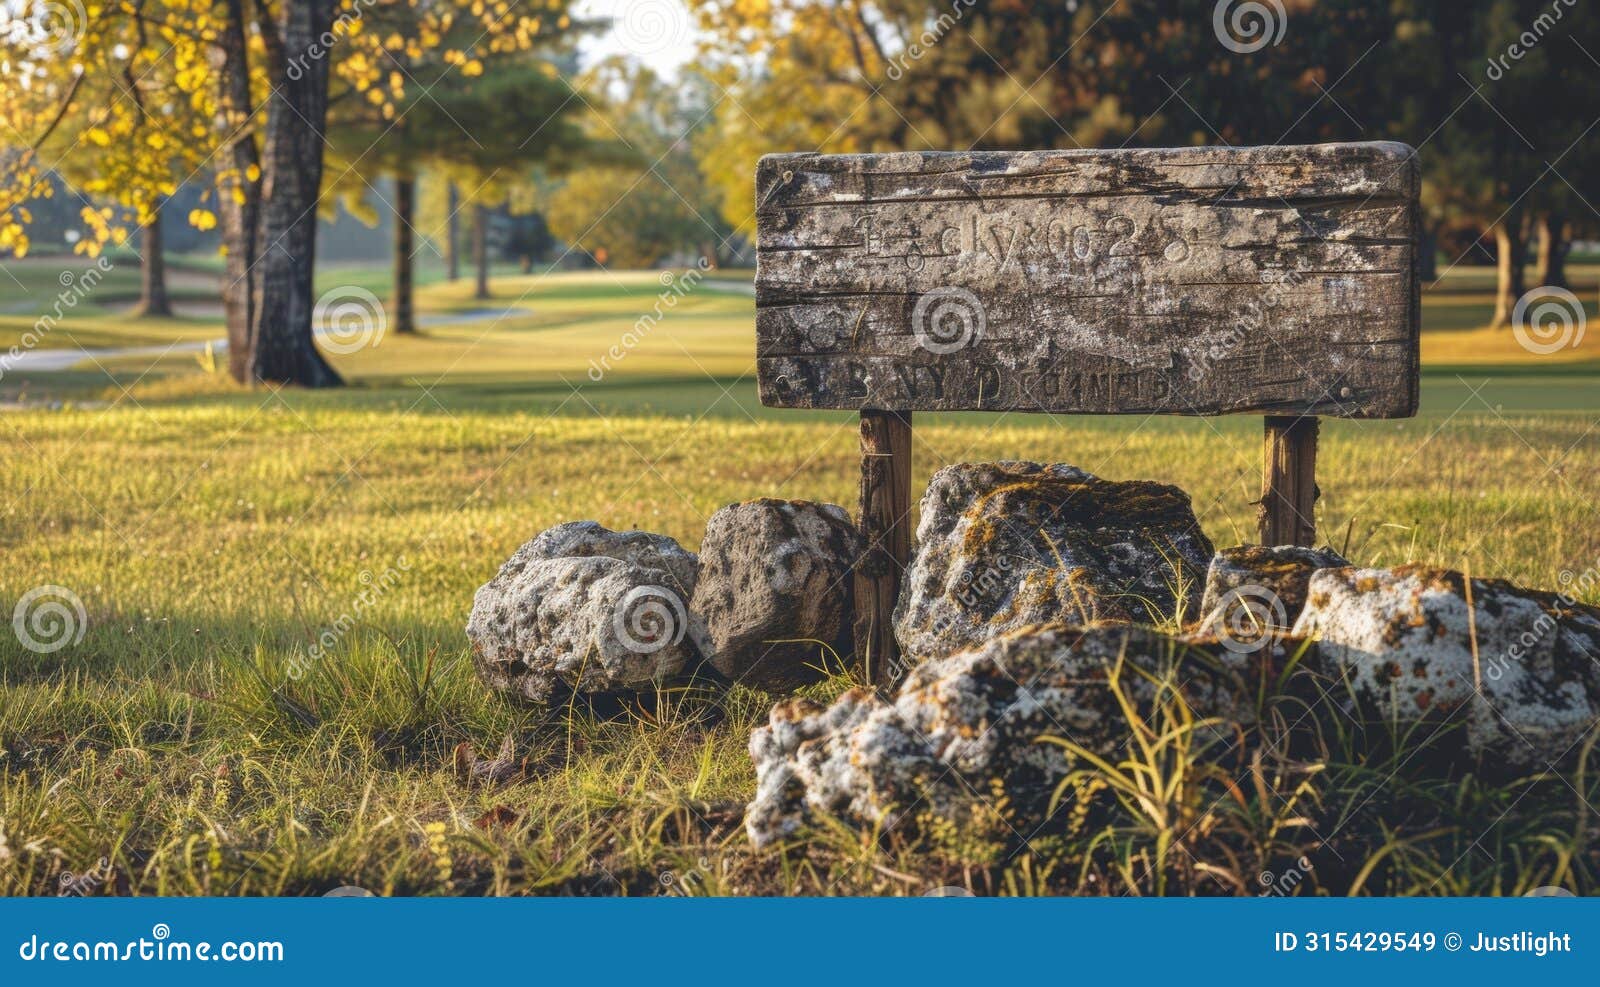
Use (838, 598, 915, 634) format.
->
(1, 260, 1598, 895)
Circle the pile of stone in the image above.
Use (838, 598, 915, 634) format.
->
(465, 461, 1600, 849)
(467, 502, 862, 702)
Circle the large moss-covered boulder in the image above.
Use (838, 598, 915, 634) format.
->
(466, 521, 709, 703)
(1294, 565, 1600, 767)
(746, 623, 1258, 847)
(893, 462, 1213, 662)
(691, 499, 862, 693)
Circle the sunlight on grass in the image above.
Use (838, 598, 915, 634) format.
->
(1, 263, 1597, 896)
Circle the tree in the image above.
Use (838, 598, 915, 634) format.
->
(328, 55, 593, 326)
(543, 60, 724, 267)
(136, 200, 173, 317)
(0, 0, 577, 385)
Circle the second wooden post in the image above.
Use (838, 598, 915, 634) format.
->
(1259, 414, 1319, 546)
(854, 409, 913, 689)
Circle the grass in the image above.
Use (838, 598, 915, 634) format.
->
(0, 258, 1597, 895)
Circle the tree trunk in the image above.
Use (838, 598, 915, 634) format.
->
(1535, 211, 1568, 289)
(135, 200, 172, 317)
(1489, 212, 1527, 329)
(446, 182, 460, 281)
(213, 0, 261, 383)
(249, 0, 342, 387)
(1418, 224, 1437, 282)
(473, 204, 490, 300)
(392, 176, 416, 334)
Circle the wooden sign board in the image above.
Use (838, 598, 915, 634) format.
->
(755, 142, 1420, 419)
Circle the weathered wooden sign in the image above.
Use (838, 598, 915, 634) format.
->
(756, 142, 1419, 418)
(752, 142, 1421, 685)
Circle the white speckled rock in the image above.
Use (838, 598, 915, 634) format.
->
(466, 522, 709, 703)
(893, 462, 1214, 662)
(691, 499, 863, 693)
(745, 623, 1256, 847)
(1293, 565, 1600, 767)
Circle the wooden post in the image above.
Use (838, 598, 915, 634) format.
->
(854, 409, 913, 689)
(1259, 415, 1319, 546)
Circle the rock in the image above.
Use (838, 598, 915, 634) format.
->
(519, 520, 699, 590)
(691, 499, 862, 693)
(746, 623, 1257, 847)
(466, 522, 709, 703)
(1293, 565, 1600, 767)
(893, 462, 1214, 662)
(1197, 545, 1350, 649)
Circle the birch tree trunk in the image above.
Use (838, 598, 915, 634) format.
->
(1534, 212, 1568, 289)
(1489, 212, 1527, 330)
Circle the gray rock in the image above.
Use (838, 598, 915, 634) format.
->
(893, 462, 1214, 662)
(466, 522, 709, 703)
(520, 520, 699, 590)
(746, 623, 1255, 848)
(1293, 565, 1600, 767)
(691, 499, 862, 693)
(1197, 545, 1350, 648)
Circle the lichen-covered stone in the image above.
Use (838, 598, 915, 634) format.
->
(466, 522, 709, 703)
(893, 462, 1214, 662)
(746, 623, 1255, 847)
(1293, 565, 1600, 767)
(1197, 545, 1351, 642)
(691, 499, 862, 693)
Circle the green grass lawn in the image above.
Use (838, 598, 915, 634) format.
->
(0, 259, 1597, 895)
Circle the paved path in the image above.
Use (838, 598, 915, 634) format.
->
(3, 306, 534, 373)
